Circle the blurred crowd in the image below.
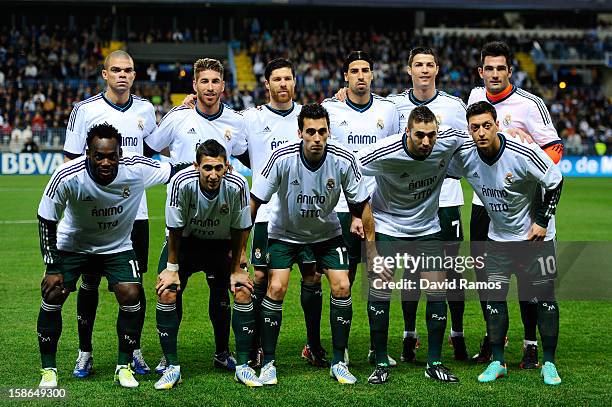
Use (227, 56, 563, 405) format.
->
(0, 21, 609, 154)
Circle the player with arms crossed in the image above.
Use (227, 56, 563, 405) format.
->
(448, 101, 563, 385)
(250, 103, 375, 385)
(146, 58, 248, 373)
(468, 41, 564, 367)
(323, 50, 400, 366)
(242, 58, 327, 368)
(154, 140, 254, 389)
(356, 106, 468, 384)
(386, 46, 469, 362)
(37, 123, 187, 388)
(63, 50, 156, 376)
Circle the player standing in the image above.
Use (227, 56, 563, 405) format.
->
(242, 58, 327, 368)
(145, 58, 248, 373)
(449, 101, 563, 385)
(63, 50, 156, 377)
(356, 106, 468, 384)
(250, 103, 374, 385)
(468, 42, 564, 366)
(154, 140, 254, 389)
(37, 123, 185, 388)
(386, 46, 469, 362)
(323, 50, 400, 366)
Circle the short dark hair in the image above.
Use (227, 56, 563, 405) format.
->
(342, 50, 373, 73)
(408, 46, 438, 67)
(407, 106, 437, 129)
(196, 139, 227, 164)
(264, 58, 294, 81)
(86, 122, 121, 149)
(297, 103, 330, 131)
(480, 41, 512, 67)
(466, 101, 498, 122)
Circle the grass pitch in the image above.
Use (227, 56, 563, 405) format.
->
(0, 176, 611, 406)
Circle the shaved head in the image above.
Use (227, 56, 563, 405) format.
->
(104, 50, 133, 69)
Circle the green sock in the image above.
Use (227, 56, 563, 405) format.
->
(368, 298, 390, 365)
(38, 301, 63, 369)
(330, 295, 352, 364)
(538, 301, 559, 364)
(76, 279, 99, 352)
(260, 296, 282, 364)
(301, 281, 323, 350)
(117, 302, 141, 365)
(486, 301, 508, 364)
(156, 301, 179, 366)
(425, 300, 447, 365)
(252, 281, 267, 349)
(233, 301, 256, 365)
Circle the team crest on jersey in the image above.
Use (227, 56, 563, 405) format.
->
(254, 248, 262, 259)
(137, 117, 145, 131)
(220, 203, 229, 215)
(435, 114, 442, 126)
(503, 114, 512, 127)
(326, 178, 335, 191)
(377, 118, 384, 130)
(224, 129, 232, 141)
(122, 186, 130, 198)
(504, 172, 514, 185)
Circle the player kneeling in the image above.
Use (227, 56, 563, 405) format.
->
(154, 140, 257, 389)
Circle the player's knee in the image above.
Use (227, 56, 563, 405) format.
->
(234, 287, 251, 304)
(253, 267, 268, 284)
(158, 289, 176, 304)
(114, 283, 140, 306)
(267, 280, 288, 300)
(43, 286, 69, 305)
(330, 275, 350, 297)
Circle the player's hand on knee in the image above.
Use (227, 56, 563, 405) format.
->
(334, 87, 348, 102)
(527, 223, 547, 241)
(41, 274, 67, 302)
(350, 216, 364, 239)
(507, 128, 534, 144)
(156, 269, 181, 295)
(182, 94, 196, 108)
(231, 269, 253, 293)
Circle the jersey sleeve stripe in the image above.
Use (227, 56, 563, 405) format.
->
(505, 144, 548, 174)
(359, 140, 403, 166)
(515, 89, 552, 125)
(169, 171, 198, 206)
(121, 156, 161, 168)
(46, 162, 86, 198)
(327, 145, 362, 181)
(158, 106, 191, 125)
(67, 94, 103, 131)
(261, 144, 300, 178)
(505, 139, 550, 171)
(225, 175, 248, 208)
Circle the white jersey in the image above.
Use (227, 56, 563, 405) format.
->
(38, 154, 172, 254)
(64, 93, 157, 220)
(322, 94, 400, 212)
(146, 103, 248, 163)
(165, 168, 251, 240)
(251, 140, 369, 244)
(243, 102, 302, 223)
(468, 85, 562, 236)
(356, 127, 468, 238)
(448, 133, 562, 241)
(387, 89, 467, 207)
